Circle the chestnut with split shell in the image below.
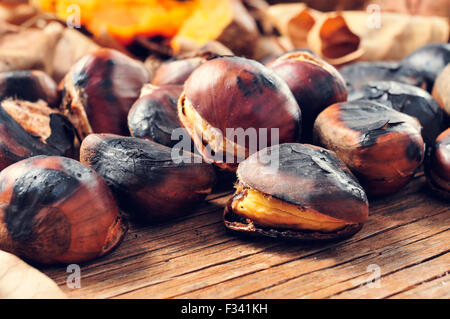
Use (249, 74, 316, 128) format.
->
(80, 134, 216, 223)
(425, 128, 450, 200)
(0, 156, 127, 264)
(314, 101, 425, 196)
(0, 70, 59, 107)
(60, 48, 150, 140)
(178, 56, 302, 171)
(0, 99, 76, 171)
(224, 143, 369, 241)
(268, 51, 347, 142)
(348, 81, 445, 145)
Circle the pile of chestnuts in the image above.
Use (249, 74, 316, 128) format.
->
(0, 41, 448, 265)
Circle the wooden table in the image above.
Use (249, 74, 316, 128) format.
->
(43, 173, 449, 299)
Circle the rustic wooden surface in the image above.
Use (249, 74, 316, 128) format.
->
(42, 173, 450, 299)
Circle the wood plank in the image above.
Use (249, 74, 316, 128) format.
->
(389, 273, 450, 299)
(40, 176, 449, 299)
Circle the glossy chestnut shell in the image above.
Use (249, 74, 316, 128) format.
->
(80, 134, 216, 223)
(0, 156, 127, 264)
(425, 128, 450, 200)
(60, 48, 150, 139)
(224, 143, 369, 241)
(0, 99, 76, 171)
(128, 85, 185, 148)
(348, 81, 445, 144)
(314, 101, 425, 196)
(0, 70, 59, 108)
(402, 43, 450, 91)
(432, 64, 450, 120)
(152, 57, 205, 86)
(339, 61, 427, 92)
(268, 51, 347, 142)
(178, 56, 302, 171)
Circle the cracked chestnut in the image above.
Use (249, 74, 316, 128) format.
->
(60, 48, 150, 140)
(402, 43, 450, 91)
(0, 156, 127, 264)
(314, 101, 425, 196)
(0, 99, 76, 171)
(178, 56, 302, 171)
(80, 134, 216, 222)
(339, 61, 427, 92)
(268, 51, 347, 142)
(425, 128, 450, 200)
(224, 143, 369, 241)
(348, 81, 445, 144)
(128, 85, 185, 148)
(0, 70, 59, 108)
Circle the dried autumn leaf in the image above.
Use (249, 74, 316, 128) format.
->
(267, 3, 321, 48)
(0, 250, 66, 299)
(308, 11, 449, 65)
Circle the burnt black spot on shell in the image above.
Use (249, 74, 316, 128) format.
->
(0, 71, 40, 102)
(4, 168, 79, 243)
(406, 141, 424, 162)
(237, 70, 277, 97)
(73, 70, 89, 88)
(45, 114, 76, 155)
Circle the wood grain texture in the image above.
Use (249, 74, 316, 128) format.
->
(41, 174, 449, 299)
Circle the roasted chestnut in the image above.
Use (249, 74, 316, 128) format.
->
(60, 48, 150, 140)
(80, 134, 216, 222)
(432, 64, 450, 119)
(339, 61, 427, 92)
(224, 143, 369, 241)
(178, 56, 302, 171)
(402, 43, 450, 91)
(268, 51, 347, 142)
(128, 85, 185, 147)
(0, 156, 127, 264)
(0, 99, 76, 171)
(0, 70, 59, 108)
(314, 101, 425, 196)
(425, 128, 450, 200)
(152, 57, 205, 86)
(348, 81, 446, 144)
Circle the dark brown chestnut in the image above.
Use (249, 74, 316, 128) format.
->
(402, 43, 450, 91)
(425, 128, 450, 200)
(0, 70, 59, 108)
(0, 156, 127, 264)
(314, 101, 425, 196)
(0, 99, 76, 171)
(152, 57, 205, 86)
(224, 143, 369, 241)
(80, 134, 216, 223)
(348, 81, 446, 144)
(178, 56, 302, 171)
(432, 64, 450, 120)
(268, 51, 347, 142)
(339, 61, 427, 92)
(128, 85, 184, 148)
(60, 48, 150, 140)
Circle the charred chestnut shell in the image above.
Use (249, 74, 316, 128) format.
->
(0, 99, 76, 171)
(178, 56, 302, 171)
(339, 61, 427, 92)
(314, 101, 425, 196)
(80, 134, 216, 223)
(128, 85, 184, 148)
(0, 70, 59, 108)
(268, 51, 347, 142)
(348, 81, 445, 144)
(402, 43, 450, 91)
(432, 64, 450, 120)
(425, 128, 450, 200)
(224, 143, 369, 241)
(60, 48, 150, 139)
(0, 156, 127, 264)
